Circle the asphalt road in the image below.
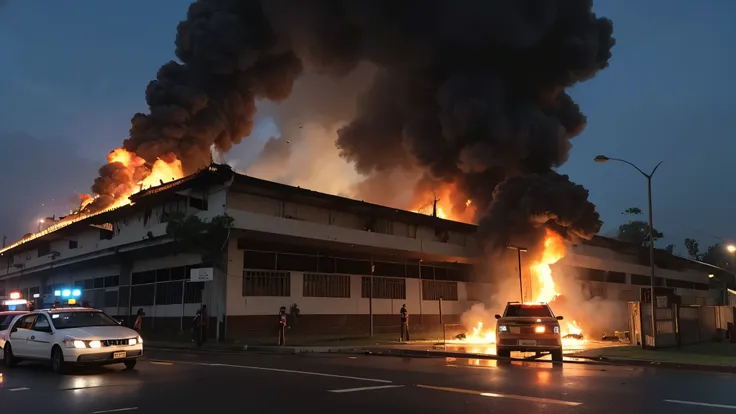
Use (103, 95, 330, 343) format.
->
(1, 349, 735, 413)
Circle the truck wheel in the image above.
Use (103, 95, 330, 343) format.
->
(124, 360, 137, 370)
(551, 349, 563, 362)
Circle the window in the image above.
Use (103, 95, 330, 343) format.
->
(374, 262, 405, 278)
(243, 251, 276, 270)
(303, 274, 350, 298)
(184, 282, 205, 303)
(132, 271, 155, 285)
(631, 274, 650, 286)
(84, 279, 95, 290)
(607, 271, 626, 284)
(38, 242, 51, 257)
(317, 256, 335, 273)
(94, 278, 104, 289)
(336, 258, 371, 275)
(189, 197, 208, 211)
(156, 281, 184, 305)
(420, 266, 434, 279)
(131, 284, 154, 306)
(580, 268, 607, 282)
(50, 311, 118, 329)
(156, 268, 171, 282)
(68, 240, 78, 249)
(104, 276, 119, 288)
(104, 290, 119, 308)
(119, 286, 130, 307)
(667, 278, 694, 289)
(361, 277, 406, 299)
(100, 229, 113, 240)
(422, 280, 458, 301)
(15, 314, 37, 330)
(171, 266, 187, 280)
(74, 280, 85, 289)
(243, 271, 290, 297)
(33, 315, 51, 331)
(504, 304, 553, 318)
(276, 253, 318, 272)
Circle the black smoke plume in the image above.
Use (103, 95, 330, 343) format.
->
(86, 0, 613, 251)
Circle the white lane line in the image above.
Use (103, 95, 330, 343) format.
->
(9, 387, 30, 392)
(664, 400, 736, 410)
(329, 385, 405, 393)
(92, 408, 138, 414)
(417, 385, 582, 407)
(150, 359, 392, 384)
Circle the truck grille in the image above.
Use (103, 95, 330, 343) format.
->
(102, 339, 130, 347)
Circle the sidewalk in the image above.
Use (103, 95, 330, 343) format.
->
(569, 342, 736, 373)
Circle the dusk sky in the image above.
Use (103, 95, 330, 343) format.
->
(1, 0, 734, 254)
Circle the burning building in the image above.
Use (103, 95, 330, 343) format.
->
(0, 165, 721, 340)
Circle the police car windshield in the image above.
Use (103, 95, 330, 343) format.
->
(504, 305, 553, 318)
(50, 311, 119, 329)
(0, 315, 16, 330)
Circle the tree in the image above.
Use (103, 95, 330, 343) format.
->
(165, 212, 234, 266)
(664, 244, 674, 254)
(684, 238, 701, 260)
(616, 207, 663, 246)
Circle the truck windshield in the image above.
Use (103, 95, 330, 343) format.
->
(50, 311, 119, 329)
(504, 305, 553, 318)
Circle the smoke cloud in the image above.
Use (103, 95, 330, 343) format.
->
(85, 0, 613, 252)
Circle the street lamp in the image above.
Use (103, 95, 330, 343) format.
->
(507, 245, 528, 302)
(727, 244, 736, 253)
(595, 155, 663, 348)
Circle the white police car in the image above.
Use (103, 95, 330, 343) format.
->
(2, 308, 143, 374)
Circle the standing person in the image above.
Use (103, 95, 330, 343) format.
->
(277, 306, 287, 346)
(200, 305, 209, 345)
(134, 308, 145, 334)
(400, 304, 410, 342)
(192, 308, 203, 347)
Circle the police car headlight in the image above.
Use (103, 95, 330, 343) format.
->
(498, 325, 508, 332)
(64, 337, 87, 349)
(88, 340, 102, 349)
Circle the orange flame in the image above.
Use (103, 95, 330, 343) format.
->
(530, 228, 566, 303)
(412, 183, 475, 223)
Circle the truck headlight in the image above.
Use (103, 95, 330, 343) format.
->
(498, 325, 508, 332)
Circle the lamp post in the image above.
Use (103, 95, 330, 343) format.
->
(507, 245, 528, 302)
(595, 155, 663, 349)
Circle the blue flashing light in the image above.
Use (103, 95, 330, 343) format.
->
(72, 289, 81, 297)
(54, 290, 61, 297)
(61, 289, 71, 298)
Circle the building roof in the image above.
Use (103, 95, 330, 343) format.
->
(1, 163, 733, 279)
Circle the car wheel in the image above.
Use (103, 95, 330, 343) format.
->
(551, 349, 563, 362)
(51, 346, 68, 374)
(3, 343, 18, 367)
(123, 360, 137, 370)
(497, 348, 511, 358)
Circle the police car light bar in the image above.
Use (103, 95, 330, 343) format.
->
(9, 291, 21, 300)
(2, 299, 27, 306)
(54, 289, 82, 298)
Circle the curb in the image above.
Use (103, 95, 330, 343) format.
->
(574, 355, 736, 374)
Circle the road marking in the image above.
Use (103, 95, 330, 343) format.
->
(151, 359, 392, 384)
(417, 385, 582, 407)
(9, 387, 30, 392)
(664, 400, 736, 410)
(149, 361, 173, 366)
(92, 408, 138, 414)
(329, 385, 405, 393)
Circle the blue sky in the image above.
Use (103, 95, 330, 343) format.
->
(0, 0, 734, 253)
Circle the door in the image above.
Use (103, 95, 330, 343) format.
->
(7, 314, 37, 357)
(28, 314, 54, 359)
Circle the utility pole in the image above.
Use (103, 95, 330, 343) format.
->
(432, 194, 439, 218)
(2, 235, 6, 248)
(507, 246, 528, 302)
(369, 258, 375, 337)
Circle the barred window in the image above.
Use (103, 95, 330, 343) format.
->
(422, 280, 458, 301)
(361, 276, 406, 299)
(156, 281, 184, 305)
(243, 270, 291, 297)
(303, 273, 350, 298)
